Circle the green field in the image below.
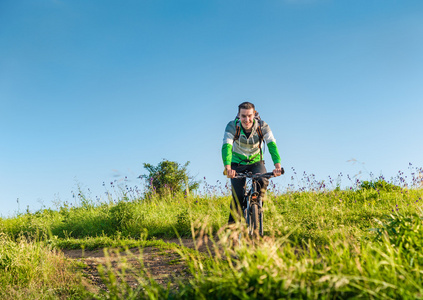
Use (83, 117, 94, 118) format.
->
(1, 175, 423, 299)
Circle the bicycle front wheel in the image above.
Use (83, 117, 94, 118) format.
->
(251, 204, 260, 238)
(259, 199, 264, 237)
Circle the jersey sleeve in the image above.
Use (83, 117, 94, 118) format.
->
(222, 144, 233, 166)
(267, 142, 281, 164)
(222, 121, 235, 166)
(261, 121, 281, 164)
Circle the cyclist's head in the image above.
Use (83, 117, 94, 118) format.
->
(238, 102, 255, 114)
(238, 102, 256, 130)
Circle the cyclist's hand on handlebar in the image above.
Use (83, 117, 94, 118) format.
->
(273, 163, 284, 177)
(224, 165, 236, 179)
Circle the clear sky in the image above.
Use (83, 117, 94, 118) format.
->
(1, 0, 423, 217)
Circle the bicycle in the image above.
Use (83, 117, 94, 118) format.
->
(234, 170, 284, 238)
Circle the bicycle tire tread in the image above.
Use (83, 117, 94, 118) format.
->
(251, 204, 259, 238)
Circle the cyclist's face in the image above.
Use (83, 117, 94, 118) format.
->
(239, 108, 255, 130)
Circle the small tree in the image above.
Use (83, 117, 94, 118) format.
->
(140, 159, 199, 196)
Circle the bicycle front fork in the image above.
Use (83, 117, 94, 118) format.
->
(244, 194, 264, 237)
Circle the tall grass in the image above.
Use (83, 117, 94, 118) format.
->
(0, 234, 86, 299)
(0, 192, 228, 240)
(2, 183, 422, 245)
(93, 211, 423, 299)
(174, 217, 423, 299)
(1, 169, 423, 299)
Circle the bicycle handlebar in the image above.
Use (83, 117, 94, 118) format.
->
(234, 171, 277, 180)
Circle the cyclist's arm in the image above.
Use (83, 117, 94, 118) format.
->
(273, 162, 283, 177)
(268, 142, 281, 165)
(222, 145, 236, 178)
(261, 122, 282, 165)
(222, 143, 232, 166)
(224, 164, 236, 178)
(222, 121, 236, 178)
(261, 122, 282, 176)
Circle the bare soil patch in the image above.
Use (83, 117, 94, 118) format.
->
(62, 237, 215, 293)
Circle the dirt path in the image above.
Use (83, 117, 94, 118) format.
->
(62, 238, 216, 293)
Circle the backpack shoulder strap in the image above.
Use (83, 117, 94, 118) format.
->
(233, 118, 241, 141)
(256, 119, 265, 162)
(256, 120, 264, 142)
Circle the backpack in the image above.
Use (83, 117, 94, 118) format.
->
(233, 111, 265, 162)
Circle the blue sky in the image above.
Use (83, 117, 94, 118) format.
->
(1, 0, 422, 217)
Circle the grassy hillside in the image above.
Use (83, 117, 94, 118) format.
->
(1, 177, 423, 299)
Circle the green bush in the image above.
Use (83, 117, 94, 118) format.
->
(360, 179, 401, 191)
(141, 159, 200, 196)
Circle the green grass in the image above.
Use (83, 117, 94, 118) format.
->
(0, 234, 87, 299)
(0, 193, 228, 240)
(3, 187, 421, 244)
(1, 178, 423, 299)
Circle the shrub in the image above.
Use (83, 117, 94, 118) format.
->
(141, 159, 200, 196)
(360, 179, 401, 191)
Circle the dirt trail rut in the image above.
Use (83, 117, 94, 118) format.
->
(62, 238, 215, 292)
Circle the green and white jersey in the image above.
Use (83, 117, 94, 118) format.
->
(222, 119, 281, 166)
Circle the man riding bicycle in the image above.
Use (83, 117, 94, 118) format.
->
(222, 102, 283, 224)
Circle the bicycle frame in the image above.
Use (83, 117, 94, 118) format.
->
(244, 177, 262, 236)
(235, 171, 275, 237)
